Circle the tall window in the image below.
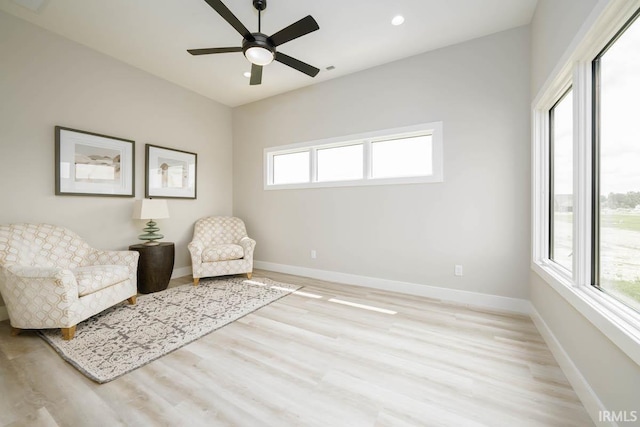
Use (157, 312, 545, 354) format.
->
(533, 4, 640, 366)
(593, 11, 640, 312)
(549, 89, 574, 272)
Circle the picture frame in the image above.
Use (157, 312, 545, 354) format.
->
(55, 126, 135, 197)
(145, 144, 197, 199)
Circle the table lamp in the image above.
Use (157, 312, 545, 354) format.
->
(132, 199, 169, 246)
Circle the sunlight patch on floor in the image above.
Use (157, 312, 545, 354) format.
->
(328, 298, 397, 314)
(292, 290, 323, 299)
(243, 280, 267, 286)
(270, 285, 299, 292)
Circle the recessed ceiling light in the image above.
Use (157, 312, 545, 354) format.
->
(391, 15, 405, 26)
(243, 71, 251, 78)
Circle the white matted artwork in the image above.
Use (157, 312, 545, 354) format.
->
(55, 126, 135, 197)
(145, 144, 197, 199)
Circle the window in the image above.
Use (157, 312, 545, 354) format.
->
(371, 135, 433, 179)
(593, 11, 640, 312)
(264, 122, 443, 189)
(272, 151, 309, 185)
(532, 3, 640, 364)
(549, 89, 574, 272)
(317, 144, 363, 182)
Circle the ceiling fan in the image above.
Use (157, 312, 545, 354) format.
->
(188, 0, 321, 86)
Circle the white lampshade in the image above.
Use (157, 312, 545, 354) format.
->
(245, 46, 274, 66)
(132, 199, 169, 220)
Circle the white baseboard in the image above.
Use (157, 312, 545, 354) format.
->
(172, 266, 192, 279)
(254, 260, 531, 315)
(530, 306, 612, 427)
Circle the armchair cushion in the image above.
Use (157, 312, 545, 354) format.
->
(73, 265, 130, 297)
(202, 244, 244, 262)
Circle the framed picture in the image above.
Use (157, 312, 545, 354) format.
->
(55, 126, 135, 197)
(145, 144, 197, 199)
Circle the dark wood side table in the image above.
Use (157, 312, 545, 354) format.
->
(128, 242, 175, 294)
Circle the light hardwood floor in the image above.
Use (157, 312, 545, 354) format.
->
(0, 270, 593, 426)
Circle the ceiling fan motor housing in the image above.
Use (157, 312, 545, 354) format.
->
(252, 0, 267, 11)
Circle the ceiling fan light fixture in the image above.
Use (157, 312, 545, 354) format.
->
(242, 32, 276, 66)
(245, 46, 274, 66)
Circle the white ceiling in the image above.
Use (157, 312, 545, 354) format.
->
(0, 0, 538, 107)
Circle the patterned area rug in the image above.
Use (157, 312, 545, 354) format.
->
(38, 277, 300, 383)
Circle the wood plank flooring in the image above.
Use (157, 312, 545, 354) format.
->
(0, 270, 593, 426)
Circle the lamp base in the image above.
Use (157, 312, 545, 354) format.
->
(138, 219, 164, 246)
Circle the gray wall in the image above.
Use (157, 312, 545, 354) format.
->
(530, 0, 640, 423)
(0, 11, 233, 309)
(530, 0, 599, 96)
(233, 27, 531, 300)
(531, 272, 640, 423)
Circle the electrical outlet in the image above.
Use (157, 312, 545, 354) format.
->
(311, 250, 317, 259)
(454, 265, 463, 276)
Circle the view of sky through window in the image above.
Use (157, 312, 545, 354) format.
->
(273, 151, 309, 185)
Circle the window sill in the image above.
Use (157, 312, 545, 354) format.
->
(532, 261, 640, 366)
(264, 175, 443, 191)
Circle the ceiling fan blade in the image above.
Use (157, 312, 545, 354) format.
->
(187, 47, 242, 55)
(269, 15, 319, 47)
(203, 0, 253, 40)
(250, 64, 263, 86)
(275, 52, 320, 77)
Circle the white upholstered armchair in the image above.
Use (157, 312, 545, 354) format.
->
(188, 216, 256, 285)
(0, 224, 139, 340)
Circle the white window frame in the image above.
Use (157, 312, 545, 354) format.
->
(532, 0, 640, 366)
(264, 122, 443, 190)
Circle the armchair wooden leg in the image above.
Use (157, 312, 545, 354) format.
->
(193, 277, 200, 286)
(10, 327, 21, 337)
(246, 272, 252, 279)
(127, 296, 137, 305)
(61, 326, 76, 341)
